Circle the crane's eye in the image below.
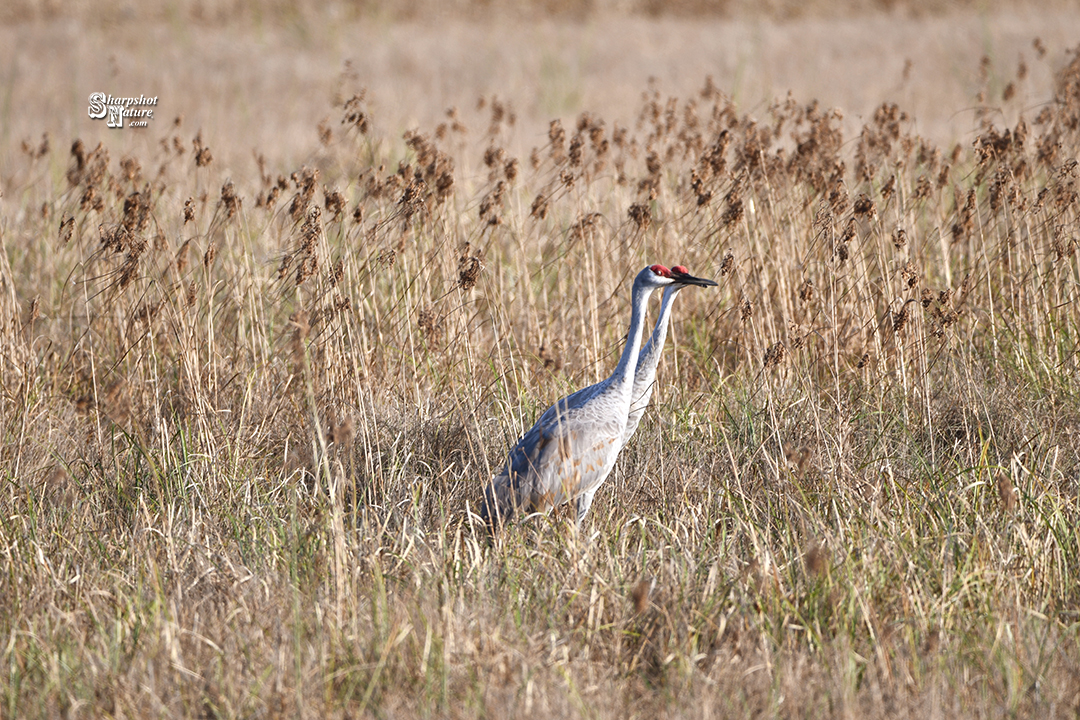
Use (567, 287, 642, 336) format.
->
(649, 264, 670, 277)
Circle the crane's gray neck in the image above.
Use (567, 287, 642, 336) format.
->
(646, 286, 681, 352)
(610, 278, 655, 388)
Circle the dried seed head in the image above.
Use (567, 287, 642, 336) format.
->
(193, 132, 213, 167)
(722, 192, 743, 228)
(277, 253, 293, 280)
(720, 252, 734, 276)
(342, 95, 369, 133)
(117, 257, 139, 289)
(120, 156, 141, 183)
(290, 309, 310, 367)
(79, 186, 101, 212)
(530, 193, 549, 220)
(881, 174, 896, 202)
(327, 416, 355, 447)
(763, 340, 786, 369)
(289, 167, 319, 221)
(99, 223, 122, 253)
(457, 244, 484, 291)
(922, 630, 940, 656)
(789, 323, 805, 350)
(538, 342, 563, 372)
(914, 175, 932, 200)
(901, 261, 918, 288)
(803, 542, 828, 577)
(59, 215, 74, 245)
(176, 239, 191, 274)
(740, 298, 752, 322)
(549, 120, 566, 163)
(203, 241, 217, 270)
(568, 213, 602, 244)
(892, 298, 916, 334)
(568, 133, 583, 167)
(835, 243, 849, 264)
(853, 192, 876, 219)
(996, 471, 1017, 513)
(329, 258, 344, 287)
(317, 187, 343, 222)
(26, 295, 40, 324)
(66, 138, 87, 186)
(418, 307, 442, 344)
(631, 579, 652, 614)
(219, 180, 240, 219)
(479, 181, 506, 225)
(628, 202, 651, 231)
(798, 278, 814, 303)
(892, 227, 907, 249)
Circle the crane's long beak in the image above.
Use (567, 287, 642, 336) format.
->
(671, 269, 718, 288)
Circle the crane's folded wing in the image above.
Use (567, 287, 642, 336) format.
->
(496, 405, 623, 514)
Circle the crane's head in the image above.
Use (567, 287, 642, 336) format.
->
(669, 264, 718, 288)
(639, 264, 718, 290)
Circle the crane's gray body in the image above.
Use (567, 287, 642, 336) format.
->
(482, 375, 629, 524)
(480, 265, 715, 530)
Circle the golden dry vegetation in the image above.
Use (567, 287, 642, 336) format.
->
(2, 4, 1080, 718)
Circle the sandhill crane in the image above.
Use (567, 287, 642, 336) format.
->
(622, 265, 697, 445)
(480, 264, 717, 530)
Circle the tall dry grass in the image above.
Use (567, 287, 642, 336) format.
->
(1, 24, 1079, 719)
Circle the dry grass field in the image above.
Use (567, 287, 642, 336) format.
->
(2, 2, 1080, 718)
